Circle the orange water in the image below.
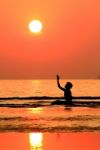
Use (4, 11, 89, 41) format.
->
(0, 79, 99, 97)
(0, 80, 100, 133)
(0, 106, 100, 132)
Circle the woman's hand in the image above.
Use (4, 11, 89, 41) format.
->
(56, 75, 60, 80)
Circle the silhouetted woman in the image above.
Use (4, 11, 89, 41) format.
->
(56, 75, 73, 105)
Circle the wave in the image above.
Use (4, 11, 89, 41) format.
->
(0, 125, 100, 132)
(0, 113, 100, 132)
(0, 96, 100, 100)
(0, 101, 100, 108)
(0, 96, 100, 108)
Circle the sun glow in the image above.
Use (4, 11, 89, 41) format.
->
(29, 20, 43, 33)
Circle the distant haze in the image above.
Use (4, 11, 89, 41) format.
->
(0, 0, 100, 79)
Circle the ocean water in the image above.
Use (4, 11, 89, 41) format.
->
(0, 79, 100, 132)
(0, 79, 100, 97)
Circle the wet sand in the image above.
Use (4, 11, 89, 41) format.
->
(0, 132, 100, 150)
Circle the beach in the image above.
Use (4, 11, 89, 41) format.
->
(0, 106, 100, 132)
(0, 132, 100, 150)
(0, 80, 100, 149)
(1, 0, 100, 149)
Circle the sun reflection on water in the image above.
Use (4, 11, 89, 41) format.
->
(29, 133, 43, 150)
(28, 108, 43, 114)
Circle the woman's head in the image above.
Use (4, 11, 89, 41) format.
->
(65, 82, 73, 89)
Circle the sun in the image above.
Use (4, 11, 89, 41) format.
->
(29, 20, 43, 33)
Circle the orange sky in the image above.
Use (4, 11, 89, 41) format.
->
(0, 0, 100, 79)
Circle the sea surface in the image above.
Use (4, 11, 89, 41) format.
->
(0, 79, 100, 132)
(0, 80, 100, 150)
(0, 79, 100, 97)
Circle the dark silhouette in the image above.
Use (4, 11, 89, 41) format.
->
(56, 75, 73, 105)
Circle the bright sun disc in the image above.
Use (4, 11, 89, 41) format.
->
(29, 20, 43, 33)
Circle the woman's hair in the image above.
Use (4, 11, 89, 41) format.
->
(65, 82, 73, 89)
